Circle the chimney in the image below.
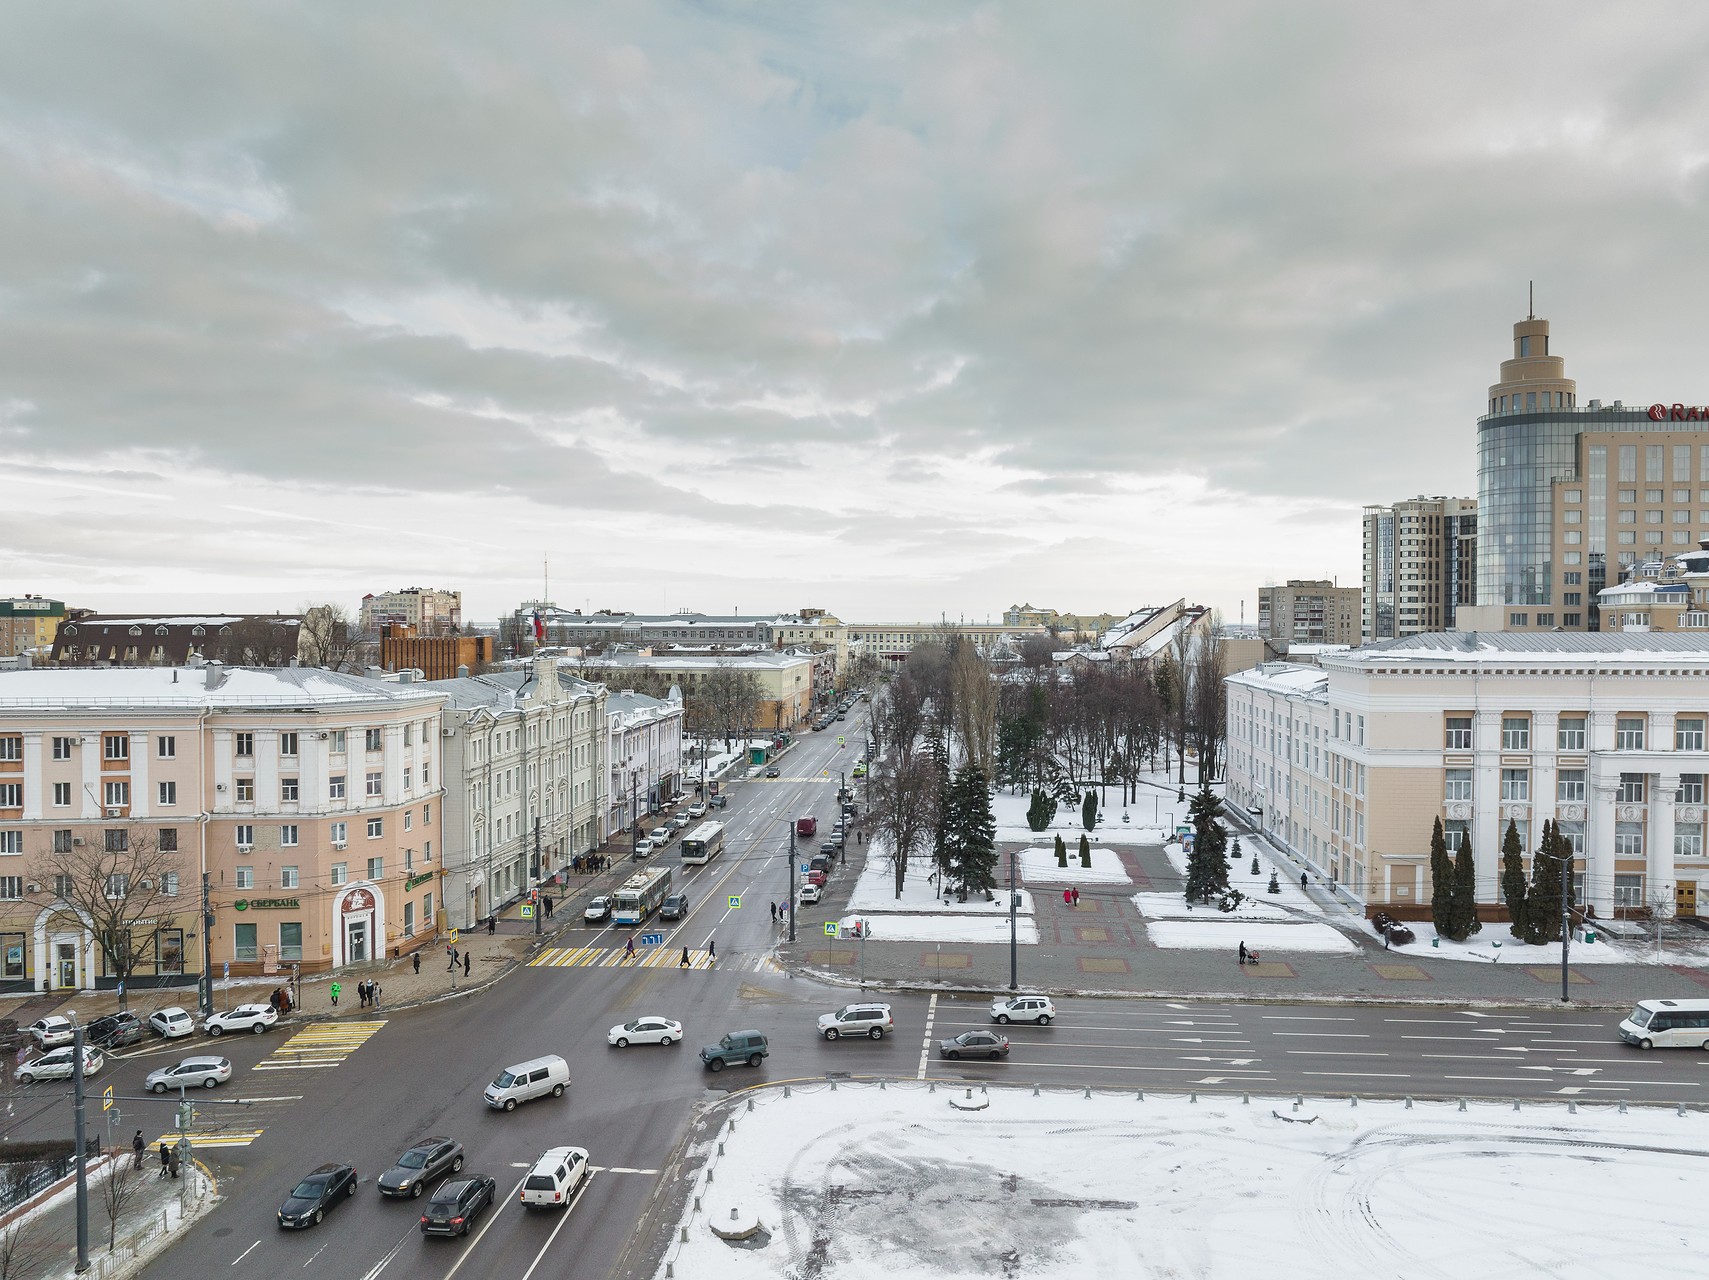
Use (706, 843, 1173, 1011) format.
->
(204, 660, 227, 691)
(456, 665, 469, 678)
(288, 656, 299, 668)
(366, 666, 381, 680)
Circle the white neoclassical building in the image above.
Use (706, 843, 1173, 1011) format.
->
(1226, 632, 1709, 920)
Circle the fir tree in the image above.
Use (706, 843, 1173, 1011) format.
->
(943, 763, 998, 897)
(1428, 817, 1453, 939)
(1500, 818, 1529, 940)
(1184, 785, 1230, 902)
(1081, 790, 1097, 831)
(1231, 836, 1242, 862)
(1026, 788, 1056, 833)
(1267, 870, 1280, 894)
(1524, 821, 1565, 945)
(1250, 856, 1260, 876)
(1078, 832, 1091, 868)
(1449, 833, 1480, 941)
(1055, 833, 1067, 867)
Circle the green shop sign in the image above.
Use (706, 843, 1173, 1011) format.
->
(233, 898, 301, 911)
(405, 871, 436, 891)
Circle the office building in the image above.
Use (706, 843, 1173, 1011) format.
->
(1257, 581, 1362, 648)
(1360, 498, 1477, 642)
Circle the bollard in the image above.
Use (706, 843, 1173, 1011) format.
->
(1292, 1097, 1300, 1111)
(681, 1227, 689, 1242)
(1458, 1099, 1466, 1112)
(1242, 1093, 1249, 1105)
(718, 1142, 725, 1156)
(1085, 1086, 1092, 1099)
(1680, 1103, 1688, 1116)
(747, 1097, 755, 1112)
(1568, 1102, 1577, 1114)
(731, 1209, 739, 1220)
(784, 1085, 791, 1098)
(1513, 1100, 1520, 1111)
(1620, 1101, 1628, 1114)
(707, 1169, 714, 1184)
(929, 1081, 936, 1094)
(729, 1119, 736, 1131)
(880, 1079, 886, 1090)
(1136, 1090, 1144, 1101)
(830, 1079, 837, 1091)
(1033, 1084, 1040, 1097)
(667, 1263, 674, 1278)
(1190, 1092, 1197, 1103)
(1405, 1096, 1413, 1109)
(694, 1196, 701, 1212)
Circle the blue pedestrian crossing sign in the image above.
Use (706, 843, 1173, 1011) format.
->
(640, 933, 663, 946)
(729, 895, 742, 909)
(519, 904, 534, 919)
(823, 922, 838, 936)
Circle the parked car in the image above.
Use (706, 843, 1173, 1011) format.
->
(484, 1054, 571, 1111)
(660, 893, 689, 921)
(809, 855, 833, 876)
(804, 868, 827, 888)
(144, 1056, 232, 1092)
(990, 996, 1056, 1026)
(699, 1030, 769, 1072)
(818, 1004, 893, 1040)
(799, 883, 823, 905)
(632, 838, 657, 858)
(379, 1137, 465, 1198)
(608, 1016, 683, 1048)
(28, 1017, 75, 1049)
(148, 1007, 195, 1039)
(583, 896, 611, 924)
(420, 1176, 496, 1237)
(87, 1012, 145, 1050)
(204, 1004, 278, 1036)
(277, 1163, 358, 1229)
(16, 1045, 103, 1083)
(518, 1146, 589, 1208)
(688, 803, 707, 818)
(669, 814, 692, 831)
(650, 826, 671, 843)
(938, 1030, 1010, 1061)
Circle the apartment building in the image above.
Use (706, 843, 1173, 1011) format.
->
(1257, 581, 1362, 648)
(847, 621, 1048, 665)
(605, 689, 685, 841)
(0, 661, 445, 991)
(527, 608, 850, 666)
(360, 587, 462, 634)
(573, 650, 815, 730)
(0, 597, 68, 658)
(1361, 498, 1477, 642)
(1226, 632, 1709, 921)
(50, 614, 306, 667)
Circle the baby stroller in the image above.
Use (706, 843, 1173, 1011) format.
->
(1239, 947, 1262, 965)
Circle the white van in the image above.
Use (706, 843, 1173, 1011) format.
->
(484, 1055, 571, 1110)
(1619, 998, 1709, 1049)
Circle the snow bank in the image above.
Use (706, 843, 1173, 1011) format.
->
(1017, 845, 1132, 885)
(1146, 919, 1358, 953)
(833, 914, 1039, 945)
(1132, 890, 1292, 922)
(1376, 918, 1676, 966)
(991, 791, 1173, 845)
(847, 850, 1036, 917)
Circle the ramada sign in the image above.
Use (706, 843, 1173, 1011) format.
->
(1650, 403, 1709, 421)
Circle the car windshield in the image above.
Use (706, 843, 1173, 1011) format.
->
(398, 1150, 429, 1169)
(1628, 1006, 1654, 1028)
(290, 1178, 326, 1198)
(493, 1071, 517, 1089)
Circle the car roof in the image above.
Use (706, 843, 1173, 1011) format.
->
(304, 1162, 349, 1177)
(431, 1177, 481, 1199)
(405, 1136, 452, 1150)
(173, 1056, 226, 1068)
(531, 1145, 585, 1167)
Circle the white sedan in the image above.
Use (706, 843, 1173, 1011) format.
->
(203, 1004, 278, 1036)
(607, 1016, 683, 1048)
(149, 1007, 195, 1039)
(145, 1056, 233, 1092)
(17, 1045, 103, 1083)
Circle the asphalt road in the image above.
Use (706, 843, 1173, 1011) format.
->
(0, 703, 1682, 1279)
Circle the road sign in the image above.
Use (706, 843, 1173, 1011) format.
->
(800, 863, 809, 874)
(823, 922, 838, 936)
(728, 896, 741, 910)
(519, 904, 534, 919)
(222, 961, 229, 980)
(450, 929, 459, 945)
(640, 933, 663, 946)
(102, 1085, 112, 1113)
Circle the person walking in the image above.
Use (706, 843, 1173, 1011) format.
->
(707, 937, 716, 962)
(488, 914, 497, 935)
(168, 1146, 181, 1180)
(329, 980, 341, 1006)
(447, 945, 457, 971)
(462, 951, 470, 978)
(770, 901, 777, 922)
(412, 952, 421, 975)
(1238, 941, 1249, 966)
(1063, 888, 1072, 906)
(158, 1141, 170, 1179)
(132, 1130, 146, 1172)
(624, 935, 636, 961)
(1072, 888, 1081, 907)
(680, 946, 691, 968)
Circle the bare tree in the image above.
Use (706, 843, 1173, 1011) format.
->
(1188, 619, 1229, 783)
(298, 603, 362, 671)
(949, 639, 998, 777)
(870, 754, 936, 899)
(1018, 633, 1056, 669)
(880, 672, 926, 763)
(100, 1160, 141, 1253)
(39, 826, 183, 1011)
(0, 1212, 58, 1280)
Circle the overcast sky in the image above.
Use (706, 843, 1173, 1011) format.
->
(5, 3, 1709, 629)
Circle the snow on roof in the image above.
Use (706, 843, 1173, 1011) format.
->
(1324, 630, 1709, 667)
(1228, 662, 1330, 696)
(0, 665, 441, 710)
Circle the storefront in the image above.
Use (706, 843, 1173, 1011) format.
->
(331, 883, 386, 969)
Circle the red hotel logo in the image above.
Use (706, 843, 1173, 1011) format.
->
(1649, 403, 1709, 421)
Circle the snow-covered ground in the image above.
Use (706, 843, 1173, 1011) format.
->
(1146, 918, 1358, 954)
(1017, 845, 1133, 885)
(1159, 827, 1329, 918)
(1371, 917, 1680, 966)
(661, 1085, 1708, 1279)
(847, 848, 1036, 918)
(834, 913, 1040, 945)
(991, 791, 1174, 846)
(1132, 890, 1292, 922)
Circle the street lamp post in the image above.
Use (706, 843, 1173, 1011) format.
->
(786, 821, 797, 944)
(1008, 848, 1019, 992)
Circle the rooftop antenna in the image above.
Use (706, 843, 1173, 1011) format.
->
(1528, 280, 1534, 321)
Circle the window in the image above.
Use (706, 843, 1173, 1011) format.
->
(424, 892, 433, 920)
(404, 900, 415, 936)
(365, 728, 383, 752)
(1678, 830, 1705, 859)
(103, 734, 128, 761)
(103, 780, 129, 808)
(424, 839, 432, 862)
(158, 781, 176, 806)
(235, 732, 254, 757)
(1563, 613, 1583, 627)
(234, 922, 257, 962)
(157, 827, 177, 853)
(1558, 822, 1585, 857)
(1679, 774, 1705, 804)
(1509, 613, 1528, 627)
(1679, 719, 1706, 752)
(235, 778, 254, 803)
(1444, 769, 1472, 801)
(1614, 874, 1644, 908)
(235, 824, 254, 849)
(1555, 716, 1586, 751)
(1647, 510, 1665, 525)
(330, 730, 347, 753)
(157, 735, 176, 759)
(0, 833, 20, 856)
(0, 784, 19, 810)
(366, 817, 383, 838)
(0, 878, 22, 902)
(404, 847, 413, 871)
(1616, 717, 1647, 750)
(281, 865, 299, 888)
(1500, 769, 1530, 802)
(367, 856, 384, 881)
(280, 732, 298, 757)
(423, 802, 431, 825)
(404, 723, 414, 747)
(1535, 613, 1555, 626)
(331, 862, 348, 886)
(52, 829, 71, 853)
(1557, 769, 1586, 803)
(1615, 823, 1645, 858)
(52, 736, 73, 760)
(280, 825, 298, 847)
(1500, 716, 1530, 750)
(162, 870, 179, 895)
(330, 820, 347, 848)
(1445, 716, 1473, 750)
(421, 763, 429, 785)
(404, 810, 413, 832)
(0, 738, 18, 762)
(1443, 819, 1468, 852)
(366, 771, 382, 798)
(281, 777, 299, 802)
(279, 922, 303, 962)
(52, 873, 73, 897)
(329, 775, 346, 800)
(1617, 773, 1647, 804)
(105, 873, 128, 899)
(235, 866, 254, 889)
(1618, 509, 1637, 524)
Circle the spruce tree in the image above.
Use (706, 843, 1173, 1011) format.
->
(1026, 788, 1055, 833)
(1428, 817, 1453, 939)
(1078, 832, 1092, 868)
(1449, 833, 1480, 940)
(1524, 821, 1564, 945)
(944, 763, 998, 897)
(1500, 819, 1528, 940)
(1055, 833, 1067, 867)
(1184, 785, 1230, 902)
(1081, 790, 1097, 831)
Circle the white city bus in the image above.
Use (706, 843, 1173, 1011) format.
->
(612, 867, 674, 926)
(680, 821, 726, 866)
(1618, 998, 1709, 1049)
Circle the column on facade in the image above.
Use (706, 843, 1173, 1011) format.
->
(1472, 709, 1503, 892)
(19, 732, 42, 820)
(1652, 769, 1679, 917)
(1587, 770, 1619, 918)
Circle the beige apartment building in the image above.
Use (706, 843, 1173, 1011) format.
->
(360, 587, 462, 634)
(0, 597, 68, 658)
(1258, 580, 1362, 648)
(847, 621, 1048, 665)
(1360, 498, 1476, 642)
(1227, 632, 1709, 921)
(0, 661, 446, 992)
(570, 650, 812, 730)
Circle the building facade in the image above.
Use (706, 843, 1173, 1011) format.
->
(360, 588, 462, 634)
(1361, 498, 1476, 642)
(1226, 632, 1709, 921)
(1258, 580, 1362, 648)
(525, 608, 848, 666)
(0, 661, 446, 991)
(604, 690, 685, 842)
(380, 623, 495, 680)
(848, 621, 1048, 664)
(0, 598, 68, 658)
(51, 615, 306, 667)
(571, 651, 815, 729)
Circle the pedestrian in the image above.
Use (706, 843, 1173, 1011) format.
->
(463, 951, 470, 978)
(1072, 888, 1081, 906)
(1300, 872, 1308, 889)
(680, 946, 691, 967)
(770, 901, 777, 922)
(708, 937, 716, 961)
(329, 980, 341, 1006)
(447, 945, 457, 971)
(544, 894, 554, 919)
(1238, 941, 1249, 965)
(1063, 888, 1072, 906)
(158, 1141, 170, 1179)
(357, 980, 367, 1008)
(412, 952, 421, 975)
(625, 935, 636, 960)
(488, 914, 497, 935)
(132, 1129, 145, 1171)
(168, 1146, 181, 1180)
(371, 980, 382, 1008)
(268, 988, 280, 1014)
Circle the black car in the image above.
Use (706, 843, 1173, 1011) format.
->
(378, 1137, 464, 1198)
(278, 1163, 358, 1228)
(420, 1176, 497, 1237)
(86, 1013, 144, 1050)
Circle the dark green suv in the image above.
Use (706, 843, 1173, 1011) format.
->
(699, 1030, 768, 1072)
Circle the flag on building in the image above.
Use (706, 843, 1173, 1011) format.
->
(531, 610, 544, 642)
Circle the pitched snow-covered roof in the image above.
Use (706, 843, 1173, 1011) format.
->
(0, 664, 440, 710)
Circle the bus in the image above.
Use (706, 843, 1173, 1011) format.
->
(681, 821, 726, 866)
(1618, 998, 1709, 1049)
(612, 867, 674, 926)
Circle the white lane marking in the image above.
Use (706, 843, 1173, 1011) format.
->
(917, 993, 938, 1080)
(236, 1095, 305, 1103)
(443, 1175, 528, 1280)
(1281, 1050, 1391, 1058)
(231, 1239, 260, 1266)
(1298, 1070, 1413, 1079)
(1270, 1032, 1370, 1038)
(1260, 1015, 1355, 1021)
(356, 1231, 415, 1280)
(301, 1243, 330, 1269)
(590, 1166, 660, 1175)
(519, 1172, 596, 1280)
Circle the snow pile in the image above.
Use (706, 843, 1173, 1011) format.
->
(1146, 919, 1357, 954)
(661, 1085, 1705, 1279)
(1132, 891, 1291, 922)
(834, 914, 1039, 945)
(1374, 918, 1675, 966)
(1017, 845, 1132, 885)
(847, 852, 1036, 918)
(991, 791, 1173, 846)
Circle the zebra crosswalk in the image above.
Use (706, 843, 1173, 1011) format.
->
(530, 945, 716, 970)
(254, 1020, 387, 1071)
(151, 1094, 303, 1151)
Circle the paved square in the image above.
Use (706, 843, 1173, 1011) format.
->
(1074, 926, 1112, 944)
(922, 951, 972, 970)
(1525, 965, 1592, 985)
(1076, 956, 1131, 975)
(812, 947, 857, 966)
(1369, 963, 1431, 981)
(1241, 961, 1296, 978)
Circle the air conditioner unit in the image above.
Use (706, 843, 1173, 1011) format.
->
(236, 844, 253, 852)
(332, 841, 347, 850)
(71, 837, 84, 847)
(105, 807, 122, 818)
(138, 878, 154, 890)
(216, 783, 227, 792)
(25, 883, 39, 895)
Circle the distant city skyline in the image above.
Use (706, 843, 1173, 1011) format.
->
(4, 5, 1709, 626)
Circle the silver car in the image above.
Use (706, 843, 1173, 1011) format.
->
(145, 1056, 233, 1093)
(17, 1045, 103, 1083)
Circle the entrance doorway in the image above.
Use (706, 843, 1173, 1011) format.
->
(345, 918, 368, 964)
(1678, 882, 1698, 918)
(55, 943, 76, 990)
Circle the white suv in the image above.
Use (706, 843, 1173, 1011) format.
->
(817, 1004, 893, 1041)
(518, 1146, 589, 1208)
(990, 995, 1055, 1026)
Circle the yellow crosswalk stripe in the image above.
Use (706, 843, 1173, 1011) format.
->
(254, 1020, 386, 1071)
(530, 946, 713, 970)
(153, 1130, 265, 1149)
